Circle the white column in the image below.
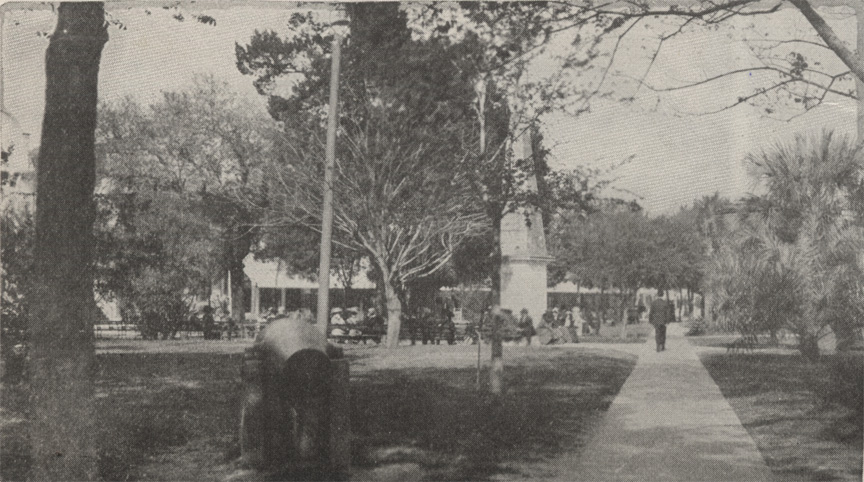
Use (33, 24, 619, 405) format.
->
(226, 269, 232, 316)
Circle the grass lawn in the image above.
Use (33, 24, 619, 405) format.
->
(699, 351, 863, 482)
(687, 334, 801, 351)
(2, 343, 636, 481)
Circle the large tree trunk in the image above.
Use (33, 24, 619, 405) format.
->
(595, 288, 605, 335)
(704, 291, 714, 326)
(29, 4, 107, 480)
(230, 261, 246, 326)
(619, 295, 628, 340)
(687, 289, 695, 317)
(383, 276, 403, 348)
(228, 228, 253, 326)
(230, 272, 245, 318)
(374, 258, 404, 348)
(619, 289, 637, 340)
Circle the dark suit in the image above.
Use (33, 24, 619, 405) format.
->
(649, 298, 672, 351)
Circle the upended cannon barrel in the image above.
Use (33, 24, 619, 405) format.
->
(240, 313, 349, 479)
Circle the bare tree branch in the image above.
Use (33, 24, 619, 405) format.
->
(787, 0, 864, 83)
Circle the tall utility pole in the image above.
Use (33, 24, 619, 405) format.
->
(316, 29, 343, 333)
(855, 1, 864, 142)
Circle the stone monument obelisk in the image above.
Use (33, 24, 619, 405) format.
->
(499, 127, 552, 325)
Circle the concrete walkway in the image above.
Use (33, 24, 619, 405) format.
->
(571, 323, 776, 482)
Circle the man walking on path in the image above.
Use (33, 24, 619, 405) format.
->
(649, 290, 672, 351)
(569, 322, 777, 481)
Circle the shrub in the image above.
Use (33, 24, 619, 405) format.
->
(1, 208, 33, 383)
(821, 352, 864, 441)
(686, 317, 705, 336)
(122, 267, 198, 340)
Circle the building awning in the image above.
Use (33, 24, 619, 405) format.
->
(547, 283, 629, 294)
(244, 254, 376, 290)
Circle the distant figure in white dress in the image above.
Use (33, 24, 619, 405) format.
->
(571, 307, 584, 341)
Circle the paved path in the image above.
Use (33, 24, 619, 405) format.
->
(571, 323, 776, 482)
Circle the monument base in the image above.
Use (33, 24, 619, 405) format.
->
(500, 257, 551, 327)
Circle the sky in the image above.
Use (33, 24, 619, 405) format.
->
(1, 2, 858, 215)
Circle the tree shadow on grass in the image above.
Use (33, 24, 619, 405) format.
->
(700, 352, 863, 481)
(0, 383, 30, 482)
(701, 353, 826, 398)
(95, 353, 244, 481)
(3, 349, 635, 482)
(0, 352, 245, 482)
(349, 352, 635, 480)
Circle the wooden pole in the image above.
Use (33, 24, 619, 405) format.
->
(476, 310, 484, 389)
(316, 31, 342, 334)
(856, 2, 864, 142)
(490, 307, 504, 395)
(476, 82, 487, 390)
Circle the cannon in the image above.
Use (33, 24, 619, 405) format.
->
(240, 312, 349, 479)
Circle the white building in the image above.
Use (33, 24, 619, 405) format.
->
(238, 255, 376, 318)
(1, 111, 34, 213)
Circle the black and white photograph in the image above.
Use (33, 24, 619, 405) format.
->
(1, 1, 862, 480)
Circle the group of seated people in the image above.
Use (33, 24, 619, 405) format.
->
(457, 305, 587, 346)
(528, 306, 587, 345)
(328, 307, 386, 340)
(327, 304, 460, 344)
(403, 305, 457, 345)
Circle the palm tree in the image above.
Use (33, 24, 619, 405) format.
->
(694, 193, 736, 326)
(741, 130, 864, 357)
(746, 130, 862, 240)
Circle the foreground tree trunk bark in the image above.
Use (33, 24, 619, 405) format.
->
(595, 287, 605, 335)
(230, 269, 246, 323)
(383, 275, 403, 348)
(619, 291, 630, 340)
(29, 3, 107, 480)
(228, 228, 254, 327)
(373, 258, 403, 348)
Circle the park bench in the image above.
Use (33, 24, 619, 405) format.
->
(328, 323, 385, 344)
(328, 333, 383, 345)
(726, 335, 759, 353)
(457, 321, 527, 345)
(94, 323, 141, 339)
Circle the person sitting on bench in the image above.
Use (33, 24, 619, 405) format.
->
(329, 308, 347, 337)
(344, 307, 362, 337)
